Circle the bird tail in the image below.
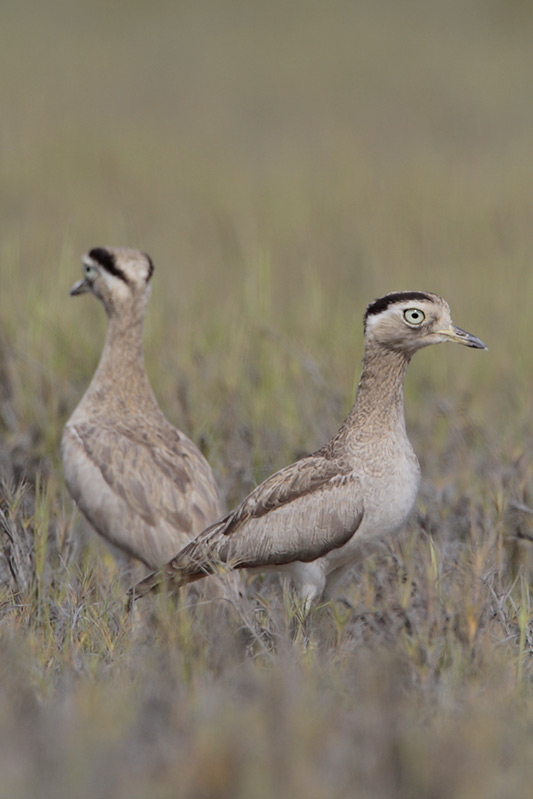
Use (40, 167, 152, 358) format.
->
(127, 523, 231, 603)
(127, 567, 167, 600)
(127, 560, 211, 602)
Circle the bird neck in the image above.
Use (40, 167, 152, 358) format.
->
(89, 307, 156, 407)
(340, 343, 411, 443)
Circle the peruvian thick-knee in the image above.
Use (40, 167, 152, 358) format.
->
(62, 247, 222, 570)
(131, 290, 485, 601)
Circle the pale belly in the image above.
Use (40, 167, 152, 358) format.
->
(269, 444, 421, 604)
(321, 447, 421, 575)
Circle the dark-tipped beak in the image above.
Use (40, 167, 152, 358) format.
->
(70, 278, 90, 296)
(438, 324, 487, 350)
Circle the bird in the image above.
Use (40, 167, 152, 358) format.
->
(61, 246, 223, 574)
(129, 290, 486, 605)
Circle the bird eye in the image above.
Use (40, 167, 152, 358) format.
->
(403, 308, 425, 326)
(83, 263, 97, 280)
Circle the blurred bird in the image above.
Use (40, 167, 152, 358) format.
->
(62, 247, 222, 574)
(130, 290, 486, 605)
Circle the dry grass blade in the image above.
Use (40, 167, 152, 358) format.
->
(1, 1, 533, 796)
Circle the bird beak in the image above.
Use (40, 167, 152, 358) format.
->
(70, 278, 90, 296)
(437, 325, 487, 350)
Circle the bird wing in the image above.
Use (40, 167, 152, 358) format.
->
(130, 453, 363, 597)
(62, 420, 221, 566)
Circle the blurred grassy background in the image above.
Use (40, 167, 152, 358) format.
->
(1, 0, 533, 796)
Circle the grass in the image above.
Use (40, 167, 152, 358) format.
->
(2, 0, 533, 796)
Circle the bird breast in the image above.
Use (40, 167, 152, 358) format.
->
(323, 437, 420, 574)
(361, 444, 420, 537)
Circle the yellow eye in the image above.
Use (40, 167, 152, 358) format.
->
(83, 263, 97, 280)
(403, 308, 425, 326)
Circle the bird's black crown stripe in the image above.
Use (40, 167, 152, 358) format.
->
(143, 253, 155, 282)
(365, 291, 433, 322)
(88, 248, 130, 284)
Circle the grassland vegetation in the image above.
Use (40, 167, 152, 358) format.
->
(1, 1, 533, 796)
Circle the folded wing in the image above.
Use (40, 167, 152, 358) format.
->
(130, 452, 364, 596)
(62, 420, 221, 567)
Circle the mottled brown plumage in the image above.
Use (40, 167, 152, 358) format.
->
(62, 247, 222, 571)
(131, 291, 486, 603)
